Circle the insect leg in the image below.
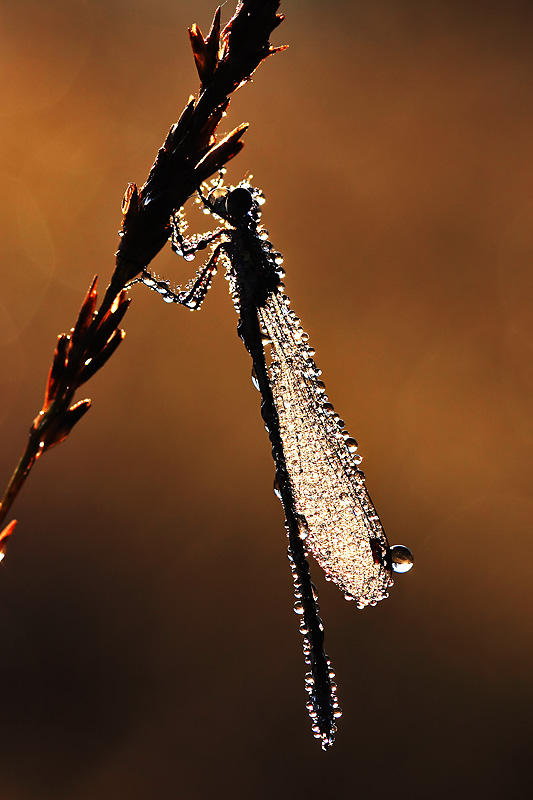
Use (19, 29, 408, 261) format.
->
(129, 242, 227, 310)
(174, 242, 227, 309)
(170, 223, 227, 260)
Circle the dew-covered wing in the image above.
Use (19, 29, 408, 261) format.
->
(258, 290, 392, 607)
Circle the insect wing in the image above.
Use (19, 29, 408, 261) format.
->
(258, 290, 392, 607)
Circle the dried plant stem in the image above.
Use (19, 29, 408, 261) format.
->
(1, 428, 67, 528)
(0, 0, 285, 556)
(0, 278, 127, 532)
(0, 446, 37, 527)
(0, 265, 156, 527)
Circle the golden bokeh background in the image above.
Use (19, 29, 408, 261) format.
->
(1, 1, 532, 797)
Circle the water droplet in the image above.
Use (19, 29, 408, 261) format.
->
(339, 491, 350, 507)
(345, 437, 358, 453)
(391, 544, 414, 573)
(184, 252, 195, 262)
(294, 602, 304, 615)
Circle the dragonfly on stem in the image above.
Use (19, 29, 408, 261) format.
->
(128, 177, 414, 749)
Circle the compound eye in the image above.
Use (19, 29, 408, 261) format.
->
(225, 187, 254, 218)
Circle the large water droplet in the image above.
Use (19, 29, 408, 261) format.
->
(345, 437, 358, 453)
(391, 544, 414, 573)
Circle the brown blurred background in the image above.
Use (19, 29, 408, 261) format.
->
(1, 1, 532, 797)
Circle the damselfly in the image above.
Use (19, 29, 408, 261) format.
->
(128, 179, 414, 749)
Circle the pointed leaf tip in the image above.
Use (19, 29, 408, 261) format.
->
(44, 333, 70, 409)
(70, 276, 99, 350)
(121, 183, 139, 216)
(41, 399, 92, 451)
